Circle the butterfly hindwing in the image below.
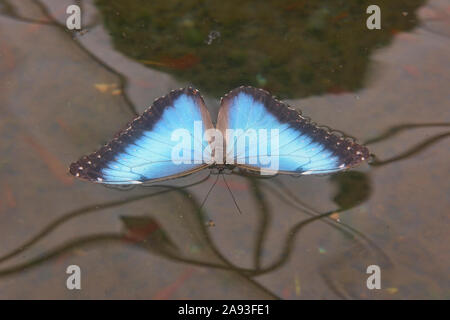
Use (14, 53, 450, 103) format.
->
(69, 88, 213, 184)
(217, 86, 369, 175)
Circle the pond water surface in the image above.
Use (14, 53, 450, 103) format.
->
(0, 0, 448, 299)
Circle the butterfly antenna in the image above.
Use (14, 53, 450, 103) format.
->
(199, 173, 220, 211)
(222, 174, 243, 215)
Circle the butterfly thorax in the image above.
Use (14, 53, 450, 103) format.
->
(210, 164, 236, 175)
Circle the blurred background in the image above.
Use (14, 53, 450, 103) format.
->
(0, 0, 448, 299)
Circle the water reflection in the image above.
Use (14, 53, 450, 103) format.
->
(94, 0, 425, 98)
(365, 123, 450, 167)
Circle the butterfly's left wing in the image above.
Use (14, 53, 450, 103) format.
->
(216, 86, 369, 175)
(70, 88, 213, 184)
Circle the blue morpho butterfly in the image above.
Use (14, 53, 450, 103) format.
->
(69, 86, 369, 184)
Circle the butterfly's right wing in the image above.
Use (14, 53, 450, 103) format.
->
(69, 88, 214, 184)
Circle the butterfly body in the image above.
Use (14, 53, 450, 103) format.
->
(70, 87, 369, 184)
